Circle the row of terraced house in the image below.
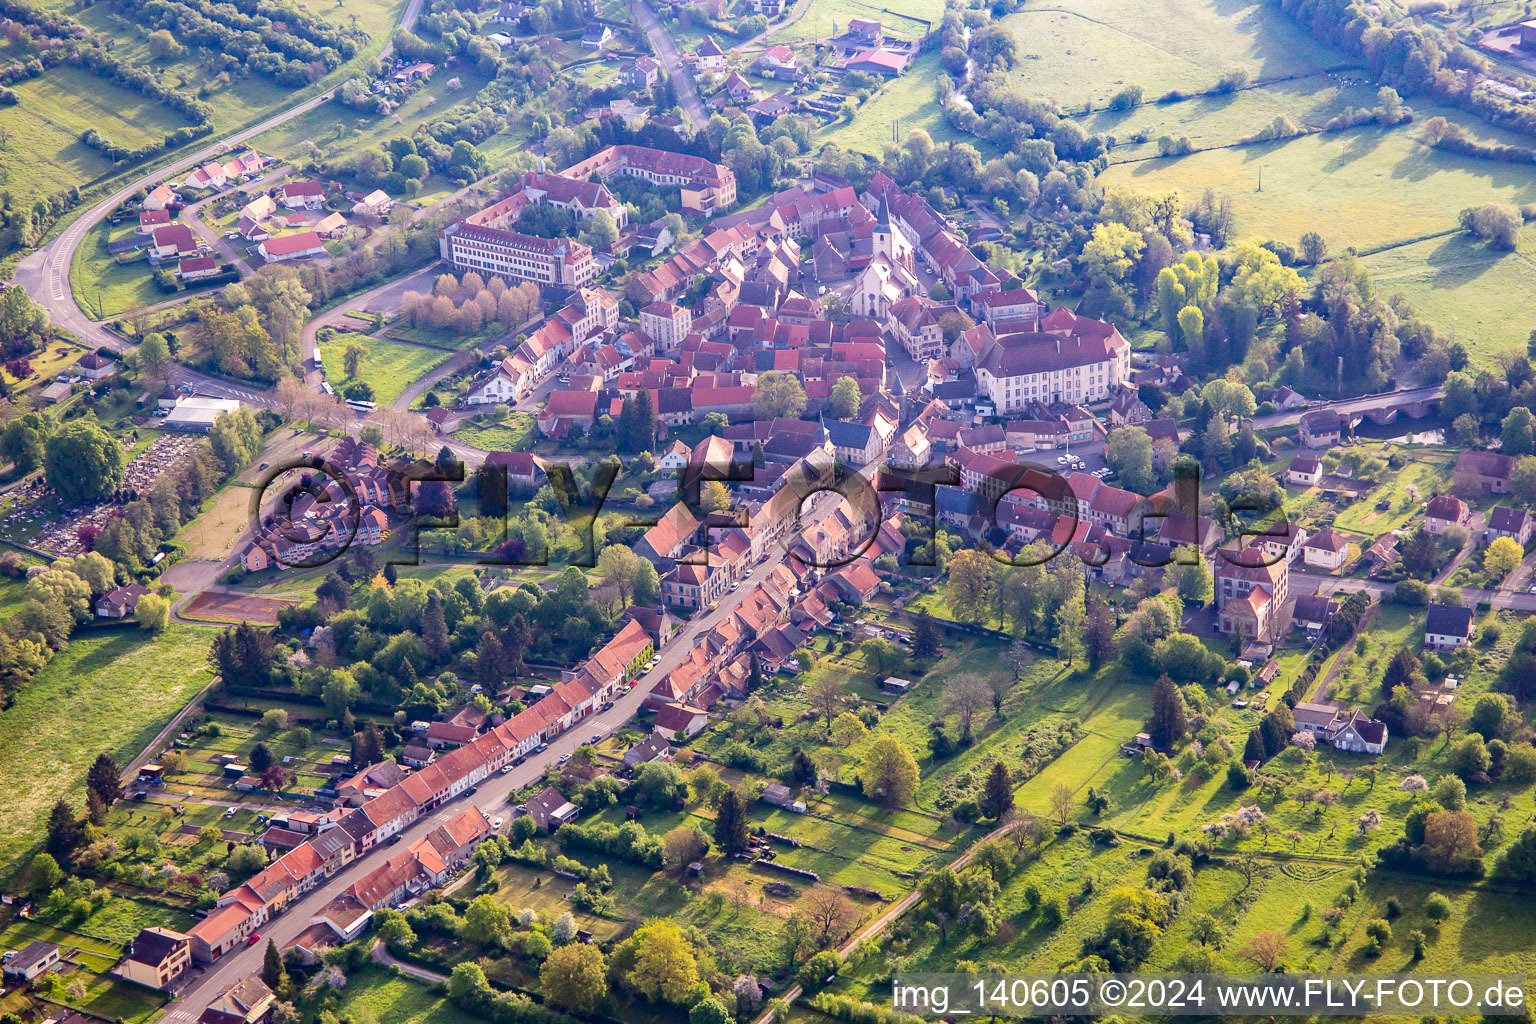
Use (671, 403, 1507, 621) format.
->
(184, 618, 657, 961)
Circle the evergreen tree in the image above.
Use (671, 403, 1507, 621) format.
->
(1243, 729, 1266, 764)
(1083, 594, 1116, 669)
(911, 610, 940, 659)
(1147, 674, 1188, 749)
(504, 614, 529, 675)
(476, 632, 508, 687)
(85, 751, 123, 807)
(209, 622, 276, 688)
(352, 544, 380, 580)
(789, 749, 817, 786)
(748, 653, 763, 690)
(422, 594, 449, 657)
(634, 389, 656, 451)
(1401, 526, 1439, 579)
(713, 788, 751, 853)
(86, 790, 109, 826)
(1259, 713, 1286, 758)
(351, 721, 385, 767)
(1382, 646, 1423, 697)
(249, 742, 273, 773)
(978, 760, 1014, 820)
(261, 938, 287, 991)
(383, 562, 399, 586)
(316, 572, 352, 610)
(616, 396, 636, 453)
(617, 391, 658, 453)
(45, 799, 82, 860)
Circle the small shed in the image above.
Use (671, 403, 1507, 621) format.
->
(881, 677, 911, 694)
(761, 783, 792, 806)
(223, 763, 248, 779)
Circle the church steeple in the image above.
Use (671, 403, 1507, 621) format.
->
(876, 187, 893, 232)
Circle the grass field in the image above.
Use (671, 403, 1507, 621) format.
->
(70, 220, 163, 320)
(328, 966, 482, 1024)
(0, 0, 409, 236)
(1359, 227, 1536, 368)
(384, 321, 501, 350)
(1099, 114, 1536, 252)
(320, 331, 452, 406)
(0, 69, 177, 211)
(819, 50, 969, 156)
(178, 485, 257, 561)
(451, 415, 537, 451)
(0, 626, 215, 872)
(1329, 455, 1450, 535)
(1000, 0, 1343, 111)
(1090, 77, 1380, 161)
(770, 0, 940, 43)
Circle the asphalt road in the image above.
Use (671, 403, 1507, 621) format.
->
(1290, 569, 1536, 613)
(182, 165, 294, 274)
(11, 0, 426, 351)
(631, 0, 706, 129)
(165, 491, 837, 1018)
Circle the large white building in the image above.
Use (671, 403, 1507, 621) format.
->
(163, 396, 243, 432)
(559, 145, 737, 216)
(639, 301, 692, 352)
(971, 309, 1131, 412)
(518, 171, 628, 228)
(439, 223, 597, 288)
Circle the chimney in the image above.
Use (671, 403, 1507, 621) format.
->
(1055, 338, 1061, 354)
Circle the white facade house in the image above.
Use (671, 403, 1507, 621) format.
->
(1425, 603, 1475, 650)
(974, 331, 1131, 412)
(1301, 528, 1350, 571)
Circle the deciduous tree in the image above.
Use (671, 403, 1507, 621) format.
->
(862, 737, 919, 807)
(541, 943, 607, 1012)
(44, 419, 125, 505)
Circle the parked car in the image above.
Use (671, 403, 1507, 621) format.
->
(589, 734, 601, 744)
(492, 817, 504, 830)
(247, 933, 261, 945)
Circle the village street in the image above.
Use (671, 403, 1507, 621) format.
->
(163, 484, 843, 1020)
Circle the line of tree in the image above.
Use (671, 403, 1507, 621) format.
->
(1275, 0, 1536, 142)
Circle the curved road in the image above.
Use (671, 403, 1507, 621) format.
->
(11, 0, 426, 355)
